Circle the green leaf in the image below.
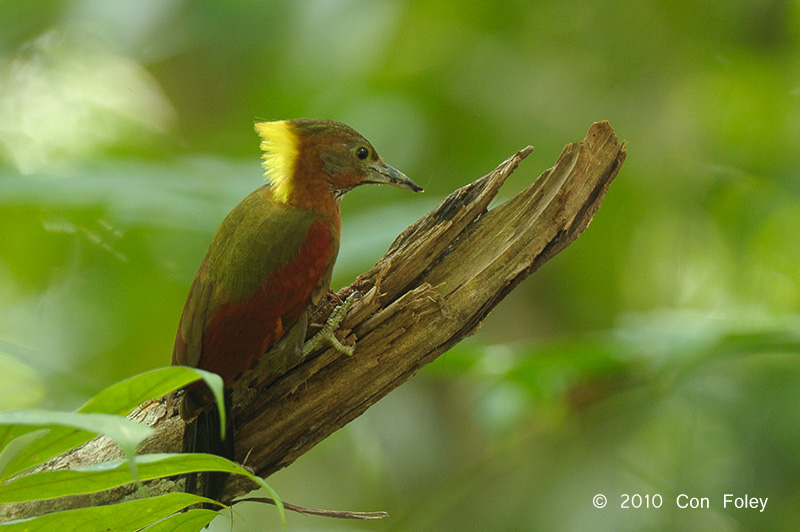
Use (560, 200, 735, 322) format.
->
(0, 367, 220, 480)
(0, 452, 285, 530)
(2, 453, 237, 502)
(0, 491, 210, 532)
(137, 508, 219, 532)
(0, 430, 47, 480)
(0, 410, 151, 459)
(0, 411, 154, 489)
(78, 367, 217, 416)
(79, 365, 226, 443)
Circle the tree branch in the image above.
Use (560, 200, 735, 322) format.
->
(0, 121, 625, 521)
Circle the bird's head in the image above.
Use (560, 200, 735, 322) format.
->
(255, 119, 422, 206)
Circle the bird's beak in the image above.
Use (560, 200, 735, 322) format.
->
(366, 163, 423, 193)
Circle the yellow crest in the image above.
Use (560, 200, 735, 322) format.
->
(254, 120, 299, 204)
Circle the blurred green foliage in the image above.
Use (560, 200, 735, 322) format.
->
(0, 1, 798, 530)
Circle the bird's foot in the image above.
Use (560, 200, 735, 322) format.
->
(303, 291, 360, 357)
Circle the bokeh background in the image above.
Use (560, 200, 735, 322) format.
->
(2, 1, 799, 531)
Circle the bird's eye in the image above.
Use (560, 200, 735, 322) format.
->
(355, 147, 369, 160)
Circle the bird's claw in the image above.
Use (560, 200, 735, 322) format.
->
(303, 292, 360, 357)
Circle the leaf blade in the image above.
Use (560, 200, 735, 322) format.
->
(0, 367, 218, 479)
(0, 491, 209, 532)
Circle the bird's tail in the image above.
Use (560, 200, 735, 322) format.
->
(182, 391, 235, 506)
